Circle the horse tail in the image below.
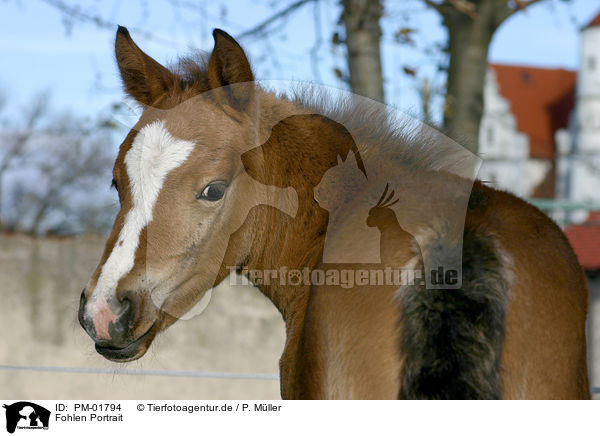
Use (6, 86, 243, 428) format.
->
(398, 224, 511, 399)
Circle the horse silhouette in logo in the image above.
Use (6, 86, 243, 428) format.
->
(3, 402, 50, 433)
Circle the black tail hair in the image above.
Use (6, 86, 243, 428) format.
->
(398, 226, 510, 399)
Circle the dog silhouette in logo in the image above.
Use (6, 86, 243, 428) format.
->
(3, 402, 50, 434)
(221, 113, 368, 276)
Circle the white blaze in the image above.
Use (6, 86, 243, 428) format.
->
(87, 120, 195, 315)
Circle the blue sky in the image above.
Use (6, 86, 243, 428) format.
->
(0, 0, 599, 123)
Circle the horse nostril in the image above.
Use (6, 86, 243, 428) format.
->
(78, 289, 87, 321)
(78, 288, 93, 337)
(111, 297, 133, 336)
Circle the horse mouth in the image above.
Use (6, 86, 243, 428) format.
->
(95, 323, 157, 362)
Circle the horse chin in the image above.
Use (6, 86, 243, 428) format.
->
(94, 323, 157, 362)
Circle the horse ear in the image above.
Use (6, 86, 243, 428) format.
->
(115, 26, 176, 106)
(208, 29, 254, 111)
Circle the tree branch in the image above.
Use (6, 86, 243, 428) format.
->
(507, 0, 547, 17)
(309, 0, 323, 82)
(423, 0, 476, 18)
(39, 0, 179, 46)
(236, 0, 317, 40)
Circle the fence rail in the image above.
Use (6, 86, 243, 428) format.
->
(0, 364, 279, 381)
(527, 198, 600, 212)
(2, 363, 599, 395)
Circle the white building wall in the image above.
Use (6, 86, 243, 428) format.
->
(579, 26, 600, 102)
(555, 23, 600, 219)
(567, 155, 600, 201)
(478, 68, 548, 198)
(478, 23, 600, 206)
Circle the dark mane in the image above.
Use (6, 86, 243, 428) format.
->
(172, 53, 211, 93)
(141, 52, 212, 105)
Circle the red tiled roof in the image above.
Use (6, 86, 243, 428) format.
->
(490, 64, 576, 159)
(584, 12, 600, 29)
(564, 211, 600, 270)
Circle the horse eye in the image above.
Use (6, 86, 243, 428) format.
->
(197, 182, 227, 202)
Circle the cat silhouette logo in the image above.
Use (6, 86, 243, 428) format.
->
(3, 402, 50, 433)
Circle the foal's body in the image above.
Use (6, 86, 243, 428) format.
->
(249, 182, 589, 399)
(79, 27, 590, 399)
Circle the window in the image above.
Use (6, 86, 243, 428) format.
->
(588, 57, 596, 71)
(487, 126, 494, 145)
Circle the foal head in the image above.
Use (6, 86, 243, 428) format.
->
(78, 27, 266, 361)
(79, 26, 451, 362)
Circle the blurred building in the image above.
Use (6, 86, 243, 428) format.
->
(479, 12, 600, 208)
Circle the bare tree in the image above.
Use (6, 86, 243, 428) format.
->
(36, 0, 564, 155)
(425, 0, 552, 153)
(25, 123, 115, 235)
(340, 0, 385, 102)
(419, 77, 433, 124)
(0, 91, 49, 230)
(0, 93, 117, 235)
(238, 0, 386, 102)
(239, 0, 562, 152)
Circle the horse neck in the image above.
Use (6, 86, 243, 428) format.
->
(245, 190, 328, 320)
(239, 95, 331, 318)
